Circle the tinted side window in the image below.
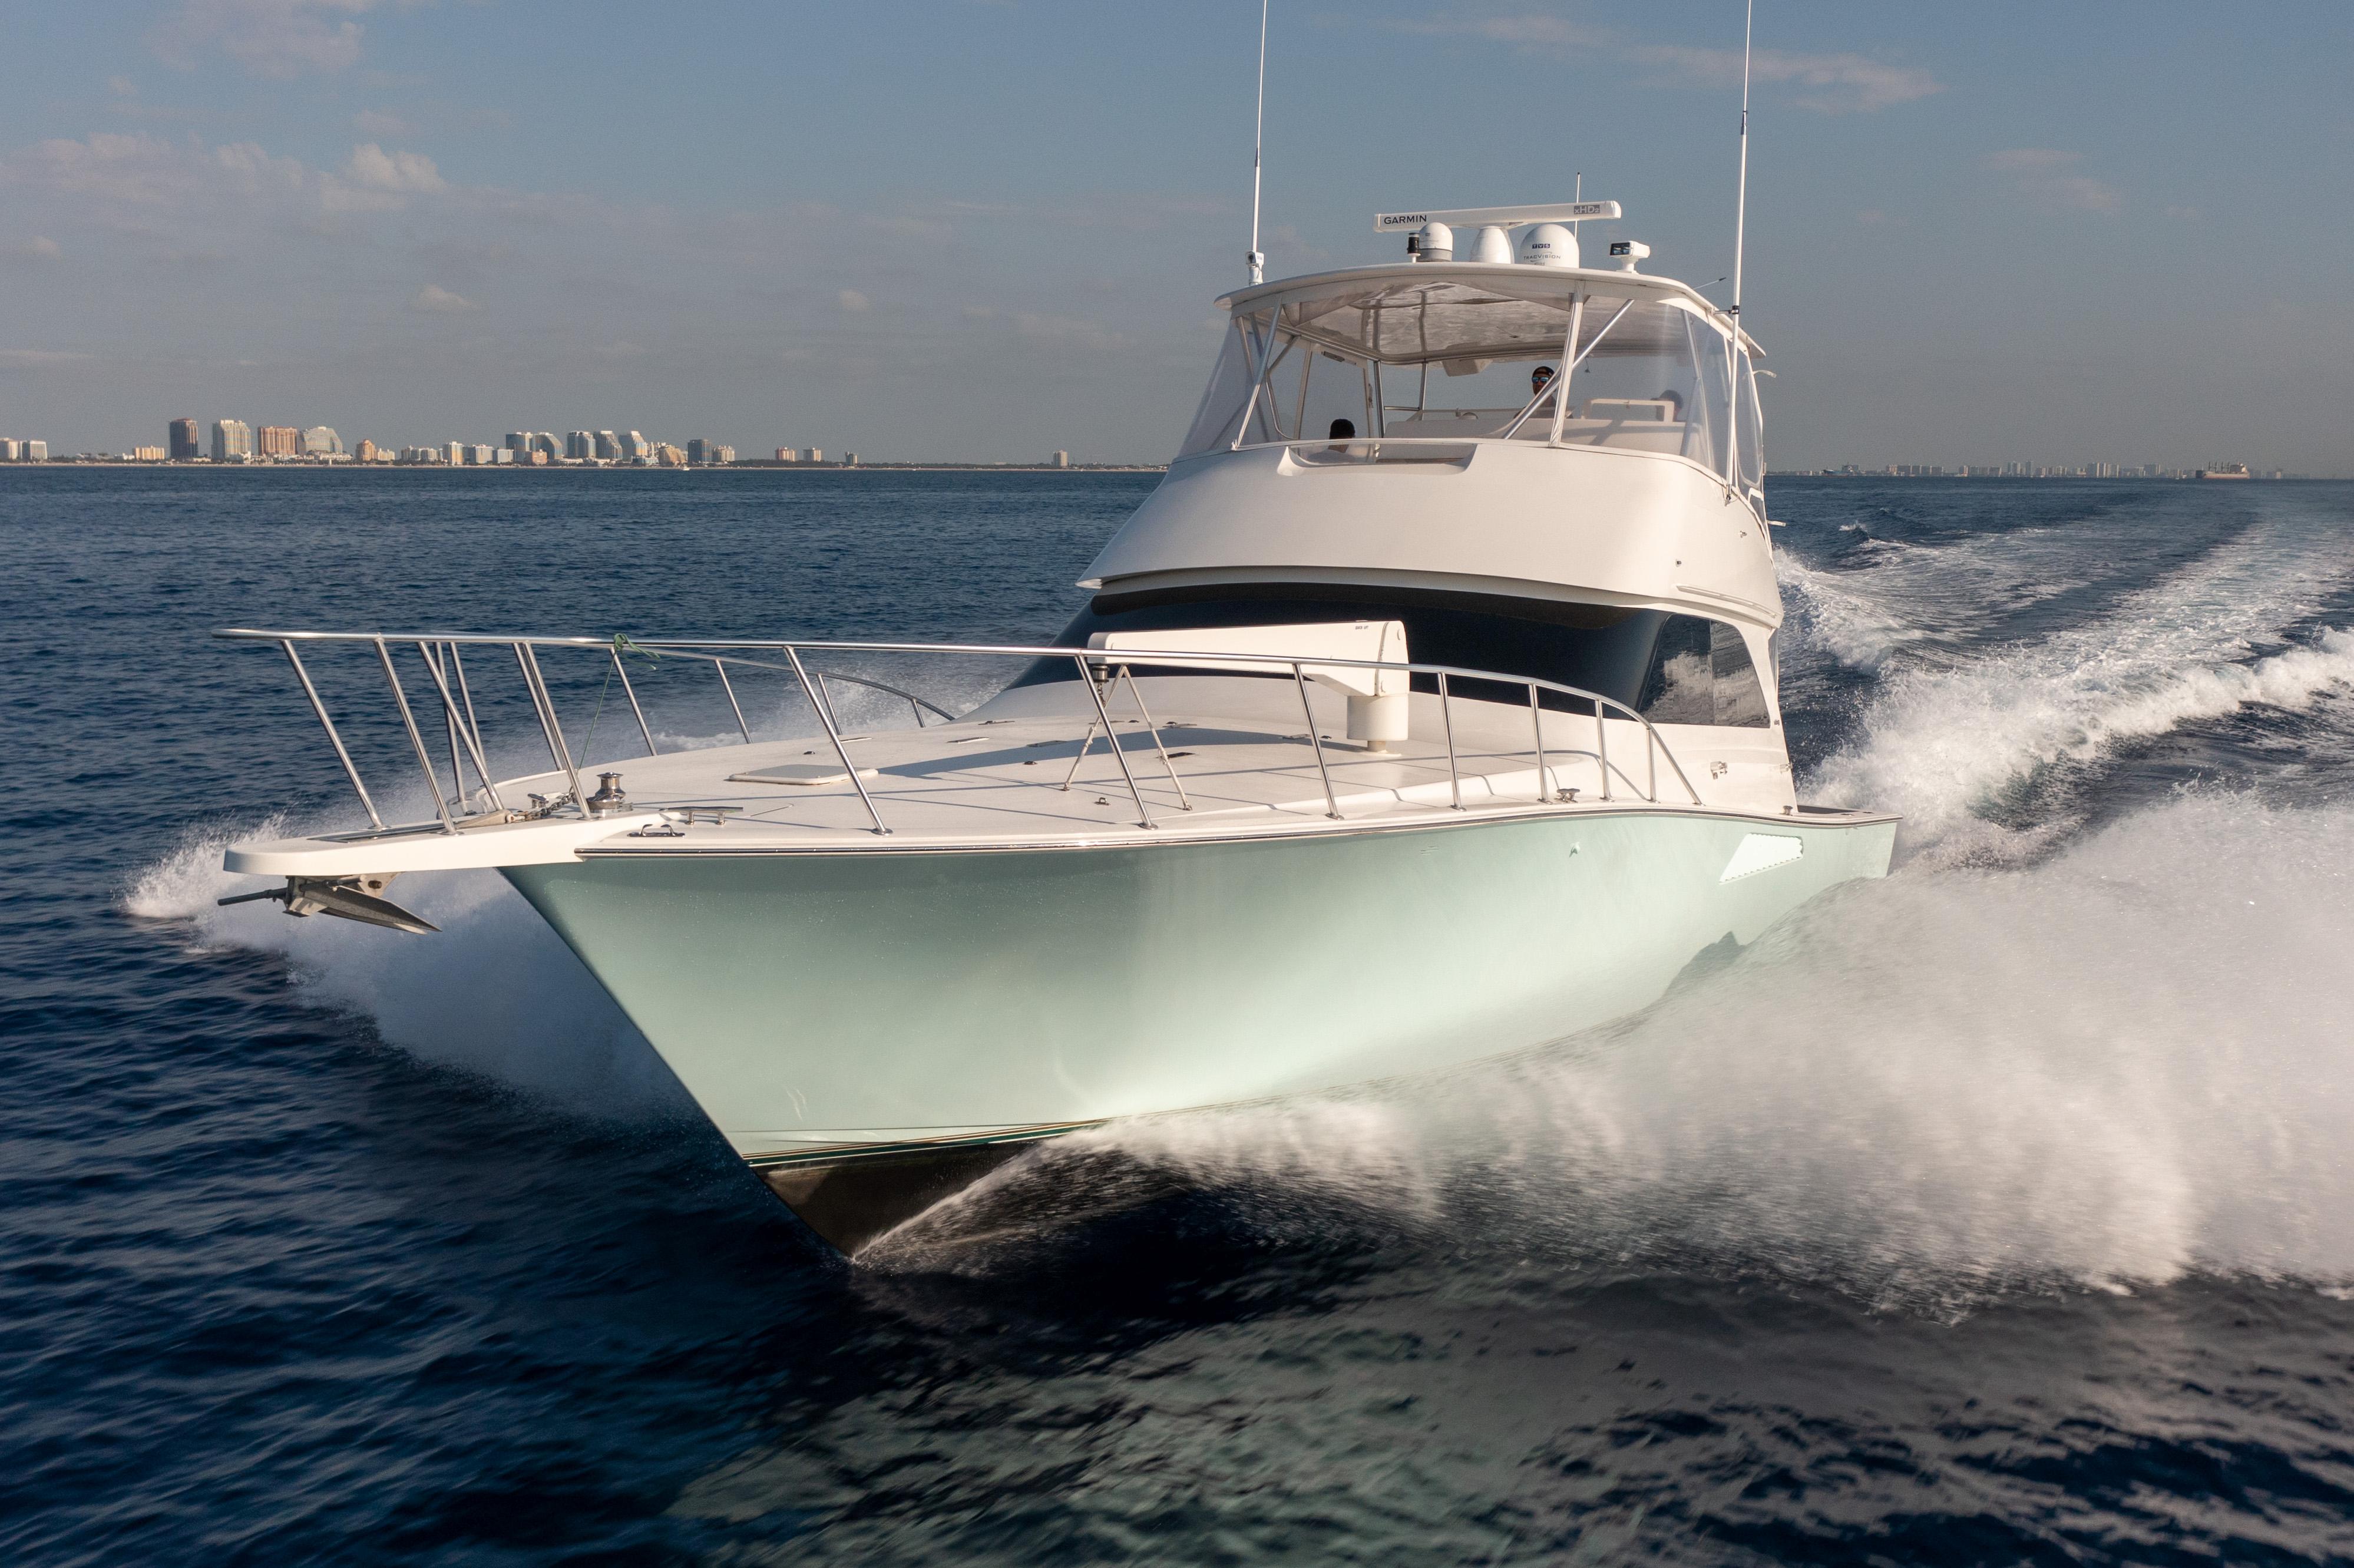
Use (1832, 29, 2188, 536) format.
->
(1638, 616, 1771, 728)
(1636, 616, 1713, 725)
(1712, 622, 1770, 727)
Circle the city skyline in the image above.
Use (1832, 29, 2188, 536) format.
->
(1, 3, 2349, 471)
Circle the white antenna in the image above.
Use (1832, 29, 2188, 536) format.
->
(1727, 0, 1755, 501)
(1572, 171, 1582, 239)
(1247, 0, 1269, 285)
(1730, 0, 1753, 326)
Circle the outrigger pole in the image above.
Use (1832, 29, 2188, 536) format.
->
(1248, 0, 1268, 284)
(1727, 0, 1755, 496)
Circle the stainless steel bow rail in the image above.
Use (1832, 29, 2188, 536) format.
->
(215, 628, 1702, 838)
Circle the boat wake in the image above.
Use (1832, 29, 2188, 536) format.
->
(880, 791, 2354, 1308)
(1784, 507, 2354, 864)
(126, 812, 689, 1115)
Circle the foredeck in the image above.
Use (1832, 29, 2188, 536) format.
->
(216, 630, 1887, 878)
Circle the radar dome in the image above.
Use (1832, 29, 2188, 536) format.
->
(1517, 223, 1579, 267)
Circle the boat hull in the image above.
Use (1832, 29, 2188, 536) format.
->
(504, 808, 1893, 1239)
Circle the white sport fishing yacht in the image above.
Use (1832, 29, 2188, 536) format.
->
(217, 200, 1895, 1252)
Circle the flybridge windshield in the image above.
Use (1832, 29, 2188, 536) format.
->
(1176, 269, 1761, 487)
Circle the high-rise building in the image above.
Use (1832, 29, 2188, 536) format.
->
(623, 430, 651, 461)
(594, 430, 621, 461)
(844, 452, 859, 467)
(655, 443, 687, 467)
(0, 440, 19, 461)
(356, 439, 379, 463)
(774, 447, 798, 462)
(567, 431, 594, 461)
(466, 445, 493, 465)
(168, 418, 200, 461)
(504, 432, 530, 456)
(444, 441, 465, 465)
(686, 438, 716, 465)
(131, 446, 166, 462)
(213, 419, 253, 461)
(23, 440, 46, 461)
(302, 426, 343, 456)
(712, 444, 735, 465)
(1050, 450, 1070, 468)
(258, 425, 301, 458)
(804, 448, 822, 464)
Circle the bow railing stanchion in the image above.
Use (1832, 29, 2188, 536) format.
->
(1648, 723, 1659, 801)
(279, 638, 383, 829)
(610, 645, 658, 756)
(1437, 671, 1463, 809)
(1059, 704, 1099, 792)
(1594, 694, 1612, 802)
(514, 641, 586, 811)
(713, 659, 752, 743)
(1116, 665, 1191, 810)
(1528, 683, 1551, 802)
(448, 643, 491, 785)
(432, 648, 465, 811)
(1289, 661, 1343, 820)
(416, 640, 504, 813)
(1074, 653, 1156, 828)
(375, 637, 459, 834)
(783, 644, 890, 836)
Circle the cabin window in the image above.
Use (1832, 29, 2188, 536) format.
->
(1028, 585, 1772, 727)
(1636, 616, 1770, 728)
(1176, 285, 1744, 472)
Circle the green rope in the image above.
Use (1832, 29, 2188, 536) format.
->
(584, 634, 657, 755)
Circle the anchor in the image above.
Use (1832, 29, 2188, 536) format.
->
(216, 873, 438, 935)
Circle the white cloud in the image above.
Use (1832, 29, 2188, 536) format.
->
(836, 289, 870, 313)
(1383, 16, 1939, 113)
(1633, 44, 1942, 113)
(345, 143, 444, 194)
(1987, 148, 2078, 171)
(2, 236, 63, 262)
(1988, 149, 2122, 214)
(410, 283, 475, 314)
(151, 0, 376, 80)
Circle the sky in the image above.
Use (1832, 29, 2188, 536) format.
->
(1, 1, 2348, 472)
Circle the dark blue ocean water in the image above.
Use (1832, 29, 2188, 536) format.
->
(6, 468, 2354, 1564)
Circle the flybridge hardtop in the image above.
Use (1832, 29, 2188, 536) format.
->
(208, 182, 1890, 1255)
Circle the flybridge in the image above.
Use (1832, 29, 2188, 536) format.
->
(1374, 201, 1621, 231)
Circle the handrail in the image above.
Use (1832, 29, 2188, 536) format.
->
(219, 628, 1706, 835)
(808, 668, 960, 727)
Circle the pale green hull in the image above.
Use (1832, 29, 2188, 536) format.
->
(505, 809, 1893, 1165)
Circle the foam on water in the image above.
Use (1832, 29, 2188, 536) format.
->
(1791, 511, 2354, 861)
(890, 792, 2354, 1305)
(127, 811, 687, 1115)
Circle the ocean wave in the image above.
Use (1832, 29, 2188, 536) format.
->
(1791, 506, 2354, 859)
(125, 812, 688, 1116)
(888, 793, 2354, 1308)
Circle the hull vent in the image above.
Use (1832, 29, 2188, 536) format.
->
(1720, 833, 1804, 883)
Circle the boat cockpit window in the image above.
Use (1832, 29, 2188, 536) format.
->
(1028, 583, 1771, 727)
(1177, 273, 1753, 479)
(1636, 615, 1771, 729)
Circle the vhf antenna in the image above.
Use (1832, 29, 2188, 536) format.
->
(1730, 0, 1753, 328)
(1725, 0, 1754, 500)
(1247, 0, 1268, 284)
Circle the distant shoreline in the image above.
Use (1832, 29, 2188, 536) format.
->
(0, 461, 1168, 474)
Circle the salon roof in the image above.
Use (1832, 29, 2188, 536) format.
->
(1214, 261, 1762, 366)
